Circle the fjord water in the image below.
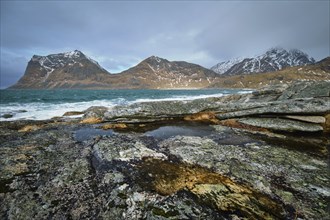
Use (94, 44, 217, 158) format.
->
(0, 89, 251, 121)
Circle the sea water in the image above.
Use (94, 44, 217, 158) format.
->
(0, 89, 252, 121)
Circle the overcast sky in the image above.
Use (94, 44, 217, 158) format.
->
(1, 1, 329, 88)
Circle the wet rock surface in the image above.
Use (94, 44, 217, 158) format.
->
(1, 81, 330, 219)
(238, 117, 324, 132)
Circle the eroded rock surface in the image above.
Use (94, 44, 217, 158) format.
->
(1, 81, 329, 219)
(95, 81, 330, 133)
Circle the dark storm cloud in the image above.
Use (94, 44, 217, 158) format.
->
(1, 1, 329, 88)
(196, 1, 329, 60)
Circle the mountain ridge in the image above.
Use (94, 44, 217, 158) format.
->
(11, 50, 110, 89)
(9, 52, 217, 89)
(211, 47, 315, 75)
(209, 56, 330, 89)
(8, 48, 327, 89)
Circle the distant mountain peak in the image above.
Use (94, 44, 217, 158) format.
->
(145, 55, 168, 63)
(150, 55, 161, 60)
(120, 55, 217, 89)
(210, 57, 243, 75)
(266, 46, 286, 53)
(211, 47, 315, 75)
(10, 50, 110, 89)
(30, 50, 106, 74)
(63, 50, 84, 58)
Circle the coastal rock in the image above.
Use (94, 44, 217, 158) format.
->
(63, 111, 84, 116)
(1, 114, 13, 119)
(0, 118, 329, 219)
(190, 183, 286, 219)
(103, 98, 222, 122)
(92, 135, 167, 163)
(159, 134, 329, 219)
(100, 81, 330, 129)
(277, 81, 330, 100)
(83, 106, 109, 118)
(135, 158, 289, 219)
(216, 97, 330, 120)
(283, 115, 326, 124)
(237, 118, 324, 132)
(80, 117, 103, 124)
(100, 123, 128, 130)
(250, 83, 290, 101)
(325, 113, 330, 132)
(216, 81, 330, 119)
(1, 81, 329, 219)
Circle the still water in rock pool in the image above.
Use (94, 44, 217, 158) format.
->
(74, 127, 114, 142)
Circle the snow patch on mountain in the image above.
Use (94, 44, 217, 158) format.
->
(210, 57, 243, 74)
(31, 50, 108, 79)
(211, 48, 315, 75)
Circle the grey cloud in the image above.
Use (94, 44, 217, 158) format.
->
(196, 1, 329, 61)
(1, 1, 329, 88)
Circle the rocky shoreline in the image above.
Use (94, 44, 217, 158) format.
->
(0, 81, 329, 219)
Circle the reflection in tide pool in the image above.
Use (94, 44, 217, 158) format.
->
(144, 124, 214, 140)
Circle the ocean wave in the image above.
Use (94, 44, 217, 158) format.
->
(133, 93, 228, 103)
(0, 99, 125, 121)
(0, 90, 252, 121)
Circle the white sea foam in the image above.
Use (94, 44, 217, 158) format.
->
(0, 90, 252, 121)
(0, 99, 125, 121)
(238, 90, 254, 94)
(133, 93, 228, 103)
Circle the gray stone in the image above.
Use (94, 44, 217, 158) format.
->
(103, 98, 222, 121)
(216, 97, 330, 119)
(238, 117, 323, 132)
(283, 115, 326, 124)
(93, 134, 167, 163)
(1, 114, 13, 119)
(1, 80, 330, 220)
(83, 106, 109, 118)
(277, 81, 330, 100)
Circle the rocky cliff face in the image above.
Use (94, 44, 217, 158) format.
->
(10, 50, 110, 89)
(211, 48, 315, 75)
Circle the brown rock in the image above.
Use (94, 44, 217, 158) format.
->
(219, 119, 268, 132)
(63, 111, 84, 116)
(324, 114, 330, 133)
(136, 158, 287, 219)
(184, 112, 218, 123)
(80, 117, 103, 124)
(4, 163, 29, 175)
(101, 123, 128, 130)
(18, 125, 42, 132)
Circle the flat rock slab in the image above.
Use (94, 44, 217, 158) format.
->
(283, 115, 326, 124)
(238, 117, 324, 132)
(216, 97, 330, 120)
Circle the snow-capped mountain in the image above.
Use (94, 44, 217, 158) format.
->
(210, 58, 243, 75)
(10, 48, 324, 90)
(31, 50, 108, 78)
(11, 50, 110, 89)
(10, 52, 218, 89)
(211, 48, 315, 75)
